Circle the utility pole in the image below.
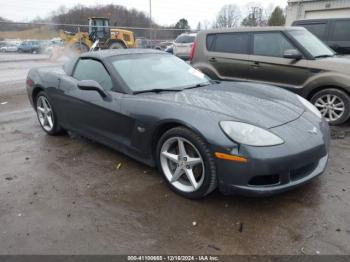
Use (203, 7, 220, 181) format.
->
(149, 0, 152, 48)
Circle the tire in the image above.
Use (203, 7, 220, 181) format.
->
(71, 43, 89, 54)
(32, 50, 37, 54)
(311, 88, 350, 125)
(156, 127, 217, 199)
(35, 91, 63, 135)
(108, 42, 126, 49)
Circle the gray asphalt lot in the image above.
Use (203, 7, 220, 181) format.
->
(0, 54, 349, 255)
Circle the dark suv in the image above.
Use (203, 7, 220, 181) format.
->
(191, 27, 350, 125)
(18, 40, 42, 54)
(293, 18, 350, 55)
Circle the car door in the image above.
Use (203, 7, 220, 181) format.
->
(205, 32, 252, 81)
(248, 31, 313, 91)
(22, 42, 29, 52)
(57, 58, 134, 148)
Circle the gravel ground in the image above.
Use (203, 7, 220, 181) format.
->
(0, 56, 349, 255)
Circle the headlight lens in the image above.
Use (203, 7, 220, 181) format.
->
(220, 121, 284, 146)
(297, 95, 322, 118)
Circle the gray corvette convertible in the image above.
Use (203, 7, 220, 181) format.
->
(26, 49, 330, 199)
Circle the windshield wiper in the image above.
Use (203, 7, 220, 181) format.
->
(314, 54, 335, 59)
(134, 81, 216, 94)
(133, 88, 182, 94)
(183, 82, 211, 90)
(210, 79, 221, 84)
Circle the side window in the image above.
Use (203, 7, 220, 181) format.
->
(333, 20, 350, 41)
(206, 34, 216, 50)
(210, 33, 249, 54)
(302, 23, 327, 40)
(73, 59, 113, 91)
(253, 32, 295, 58)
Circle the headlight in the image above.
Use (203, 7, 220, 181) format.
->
(297, 95, 322, 118)
(220, 121, 284, 147)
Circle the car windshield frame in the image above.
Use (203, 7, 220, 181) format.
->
(108, 53, 211, 94)
(287, 29, 335, 58)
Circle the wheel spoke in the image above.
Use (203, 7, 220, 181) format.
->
(37, 106, 45, 113)
(47, 116, 53, 128)
(42, 99, 49, 111)
(161, 151, 179, 164)
(185, 168, 198, 190)
(316, 99, 326, 106)
(334, 102, 344, 107)
(315, 103, 326, 108)
(170, 167, 185, 183)
(330, 95, 337, 104)
(43, 115, 49, 126)
(330, 111, 337, 121)
(187, 157, 202, 167)
(178, 138, 187, 158)
(333, 107, 344, 112)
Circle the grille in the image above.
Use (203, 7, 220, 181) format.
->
(248, 174, 280, 186)
(290, 162, 318, 181)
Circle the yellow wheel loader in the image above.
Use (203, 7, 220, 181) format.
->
(53, 17, 135, 59)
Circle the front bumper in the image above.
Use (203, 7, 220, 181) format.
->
(219, 154, 328, 196)
(215, 113, 330, 196)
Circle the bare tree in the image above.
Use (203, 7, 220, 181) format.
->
(215, 4, 241, 28)
(202, 20, 211, 30)
(241, 6, 267, 27)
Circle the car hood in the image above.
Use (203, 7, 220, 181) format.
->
(145, 82, 304, 129)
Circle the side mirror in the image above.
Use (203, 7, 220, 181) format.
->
(283, 49, 303, 60)
(77, 80, 110, 99)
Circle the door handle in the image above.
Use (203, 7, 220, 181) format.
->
(251, 61, 261, 68)
(208, 57, 217, 63)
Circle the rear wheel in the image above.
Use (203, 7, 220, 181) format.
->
(311, 88, 350, 125)
(109, 42, 126, 49)
(35, 91, 62, 135)
(156, 127, 217, 199)
(71, 43, 89, 54)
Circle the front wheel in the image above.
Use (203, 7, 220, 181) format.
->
(71, 43, 89, 54)
(156, 127, 217, 199)
(35, 91, 62, 135)
(311, 88, 350, 125)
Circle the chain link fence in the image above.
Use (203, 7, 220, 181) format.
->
(0, 21, 196, 56)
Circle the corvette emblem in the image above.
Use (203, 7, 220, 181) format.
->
(308, 127, 318, 135)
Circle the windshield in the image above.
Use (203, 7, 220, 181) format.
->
(111, 54, 210, 93)
(288, 30, 335, 58)
(175, 35, 196, 44)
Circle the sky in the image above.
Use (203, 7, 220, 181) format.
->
(1, 0, 288, 28)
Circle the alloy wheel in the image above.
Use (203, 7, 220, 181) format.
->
(160, 137, 205, 193)
(36, 96, 54, 132)
(314, 94, 345, 122)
